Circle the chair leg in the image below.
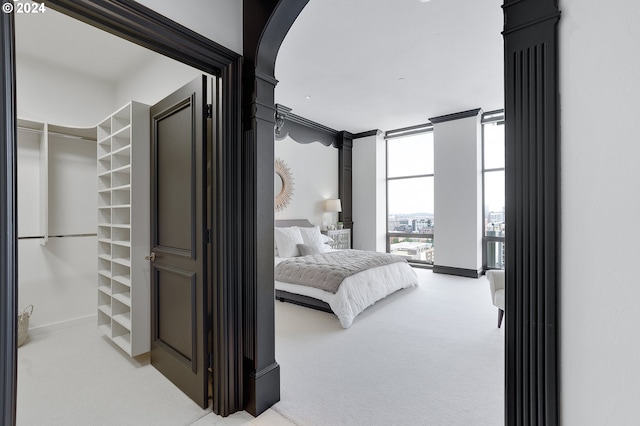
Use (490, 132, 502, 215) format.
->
(497, 309, 504, 328)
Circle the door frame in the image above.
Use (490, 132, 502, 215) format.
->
(0, 0, 243, 421)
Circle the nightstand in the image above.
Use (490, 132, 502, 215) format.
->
(321, 228, 351, 250)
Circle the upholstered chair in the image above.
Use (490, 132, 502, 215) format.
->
(486, 270, 505, 328)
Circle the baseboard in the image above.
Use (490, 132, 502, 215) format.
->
(29, 314, 96, 337)
(245, 361, 280, 417)
(433, 265, 482, 278)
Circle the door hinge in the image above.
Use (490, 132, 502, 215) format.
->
(205, 229, 213, 244)
(206, 104, 212, 119)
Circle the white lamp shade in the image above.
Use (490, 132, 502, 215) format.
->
(325, 199, 342, 212)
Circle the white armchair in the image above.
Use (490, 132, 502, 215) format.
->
(486, 270, 505, 328)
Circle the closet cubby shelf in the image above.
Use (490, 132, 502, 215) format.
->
(113, 292, 131, 307)
(111, 124, 131, 139)
(113, 312, 131, 330)
(111, 224, 131, 229)
(111, 164, 131, 174)
(98, 324, 112, 336)
(112, 334, 131, 353)
(113, 275, 131, 287)
(112, 258, 131, 268)
(111, 145, 131, 156)
(111, 184, 131, 192)
(98, 304, 112, 316)
(96, 101, 150, 357)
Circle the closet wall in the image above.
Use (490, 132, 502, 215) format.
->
(17, 54, 114, 329)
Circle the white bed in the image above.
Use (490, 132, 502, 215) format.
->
(274, 220, 418, 328)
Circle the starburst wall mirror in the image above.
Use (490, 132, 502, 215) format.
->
(275, 158, 294, 211)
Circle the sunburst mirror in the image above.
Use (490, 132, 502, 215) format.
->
(275, 158, 294, 211)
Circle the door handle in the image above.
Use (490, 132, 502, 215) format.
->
(145, 252, 156, 262)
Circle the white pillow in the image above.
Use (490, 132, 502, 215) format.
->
(320, 234, 334, 244)
(297, 226, 325, 253)
(274, 227, 304, 257)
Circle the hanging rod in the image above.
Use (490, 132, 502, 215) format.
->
(17, 125, 96, 142)
(18, 233, 98, 240)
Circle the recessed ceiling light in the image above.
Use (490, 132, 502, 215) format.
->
(305, 95, 311, 100)
(419, 0, 431, 3)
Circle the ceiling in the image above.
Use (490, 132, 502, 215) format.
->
(15, 5, 156, 83)
(275, 0, 504, 133)
(14, 0, 504, 134)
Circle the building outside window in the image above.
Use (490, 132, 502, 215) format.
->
(483, 111, 505, 269)
(386, 128, 434, 264)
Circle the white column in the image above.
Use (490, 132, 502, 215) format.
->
(432, 109, 483, 276)
(352, 131, 386, 252)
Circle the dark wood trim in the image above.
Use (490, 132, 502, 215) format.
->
(45, 0, 238, 74)
(275, 104, 339, 146)
(242, 0, 310, 416)
(432, 266, 482, 279)
(352, 129, 383, 139)
(0, 10, 17, 426)
(6, 0, 244, 419)
(337, 132, 353, 234)
(503, 1, 561, 425)
(429, 108, 482, 124)
(275, 290, 333, 314)
(385, 122, 433, 139)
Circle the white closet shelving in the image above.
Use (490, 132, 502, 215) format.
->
(96, 101, 150, 357)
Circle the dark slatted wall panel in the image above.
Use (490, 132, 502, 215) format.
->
(242, 127, 255, 363)
(503, 1, 560, 425)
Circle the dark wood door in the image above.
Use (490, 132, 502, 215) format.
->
(149, 76, 213, 408)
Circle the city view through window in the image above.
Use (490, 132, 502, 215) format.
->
(387, 131, 435, 264)
(483, 119, 505, 269)
(386, 115, 505, 269)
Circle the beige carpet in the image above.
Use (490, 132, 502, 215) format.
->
(272, 268, 504, 426)
(16, 317, 210, 426)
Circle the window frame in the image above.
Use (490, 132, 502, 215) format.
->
(481, 110, 505, 271)
(385, 124, 435, 265)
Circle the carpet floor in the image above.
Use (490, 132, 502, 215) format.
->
(272, 268, 504, 426)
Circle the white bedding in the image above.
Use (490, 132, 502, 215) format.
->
(275, 251, 419, 328)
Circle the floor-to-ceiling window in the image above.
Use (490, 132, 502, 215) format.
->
(482, 110, 505, 269)
(386, 126, 434, 264)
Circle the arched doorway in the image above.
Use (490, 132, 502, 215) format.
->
(242, 0, 561, 423)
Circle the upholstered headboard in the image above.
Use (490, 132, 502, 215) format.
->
(275, 219, 314, 228)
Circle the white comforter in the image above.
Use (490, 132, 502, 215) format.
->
(275, 251, 418, 328)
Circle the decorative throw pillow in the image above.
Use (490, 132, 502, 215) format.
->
(297, 226, 325, 252)
(274, 227, 304, 258)
(296, 243, 321, 256)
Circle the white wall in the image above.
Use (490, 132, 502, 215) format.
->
(433, 113, 483, 272)
(274, 136, 339, 227)
(115, 55, 203, 108)
(560, 1, 640, 424)
(16, 54, 116, 127)
(353, 132, 387, 252)
(134, 0, 242, 54)
(16, 54, 106, 328)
